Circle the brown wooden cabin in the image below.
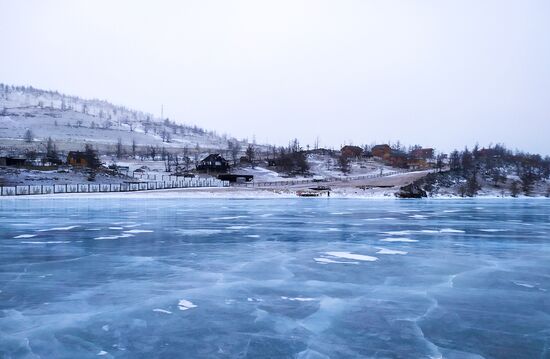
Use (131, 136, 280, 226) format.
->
(371, 144, 392, 158)
(67, 151, 89, 167)
(340, 145, 363, 158)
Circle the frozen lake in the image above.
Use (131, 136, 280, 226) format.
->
(1, 198, 549, 358)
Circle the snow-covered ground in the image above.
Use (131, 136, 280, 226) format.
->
(0, 86, 251, 154)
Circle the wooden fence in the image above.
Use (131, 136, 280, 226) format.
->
(232, 169, 413, 187)
(0, 178, 229, 196)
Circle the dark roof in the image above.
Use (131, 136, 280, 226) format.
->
(201, 153, 226, 162)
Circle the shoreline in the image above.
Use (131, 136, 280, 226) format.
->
(0, 185, 547, 200)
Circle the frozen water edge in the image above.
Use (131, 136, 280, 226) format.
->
(2, 186, 549, 200)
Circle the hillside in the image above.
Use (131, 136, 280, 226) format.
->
(0, 84, 247, 155)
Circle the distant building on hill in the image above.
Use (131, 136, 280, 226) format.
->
(410, 148, 434, 160)
(196, 154, 229, 173)
(340, 145, 363, 158)
(372, 144, 391, 159)
(67, 151, 89, 167)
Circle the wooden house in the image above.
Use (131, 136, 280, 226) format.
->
(67, 151, 89, 167)
(196, 154, 229, 173)
(371, 144, 391, 159)
(410, 148, 434, 160)
(340, 145, 363, 158)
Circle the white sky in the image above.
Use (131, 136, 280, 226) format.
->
(1, 0, 549, 154)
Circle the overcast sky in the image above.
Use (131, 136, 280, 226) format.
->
(1, 1, 549, 154)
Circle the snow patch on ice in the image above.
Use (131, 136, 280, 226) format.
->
(176, 229, 224, 236)
(376, 248, 408, 255)
(226, 226, 250, 230)
(440, 228, 465, 233)
(382, 230, 412, 236)
(212, 216, 249, 220)
(95, 233, 134, 240)
(513, 281, 535, 289)
(325, 251, 378, 261)
(123, 229, 153, 234)
(38, 225, 79, 232)
(178, 299, 197, 311)
(153, 308, 172, 314)
(314, 257, 358, 264)
(281, 296, 316, 302)
(21, 241, 71, 244)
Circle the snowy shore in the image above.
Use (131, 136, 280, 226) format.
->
(1, 185, 547, 200)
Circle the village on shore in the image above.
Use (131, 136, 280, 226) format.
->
(1, 84, 549, 198)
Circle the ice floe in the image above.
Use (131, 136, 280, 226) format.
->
(376, 248, 408, 255)
(380, 237, 418, 243)
(178, 299, 197, 311)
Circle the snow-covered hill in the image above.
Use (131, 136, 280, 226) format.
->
(0, 84, 247, 154)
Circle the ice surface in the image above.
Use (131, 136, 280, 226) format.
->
(380, 237, 418, 242)
(1, 198, 549, 358)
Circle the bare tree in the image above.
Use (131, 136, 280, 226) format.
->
(132, 139, 137, 159)
(24, 129, 34, 143)
(245, 144, 256, 166)
(116, 138, 124, 159)
(339, 154, 351, 174)
(228, 140, 241, 165)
